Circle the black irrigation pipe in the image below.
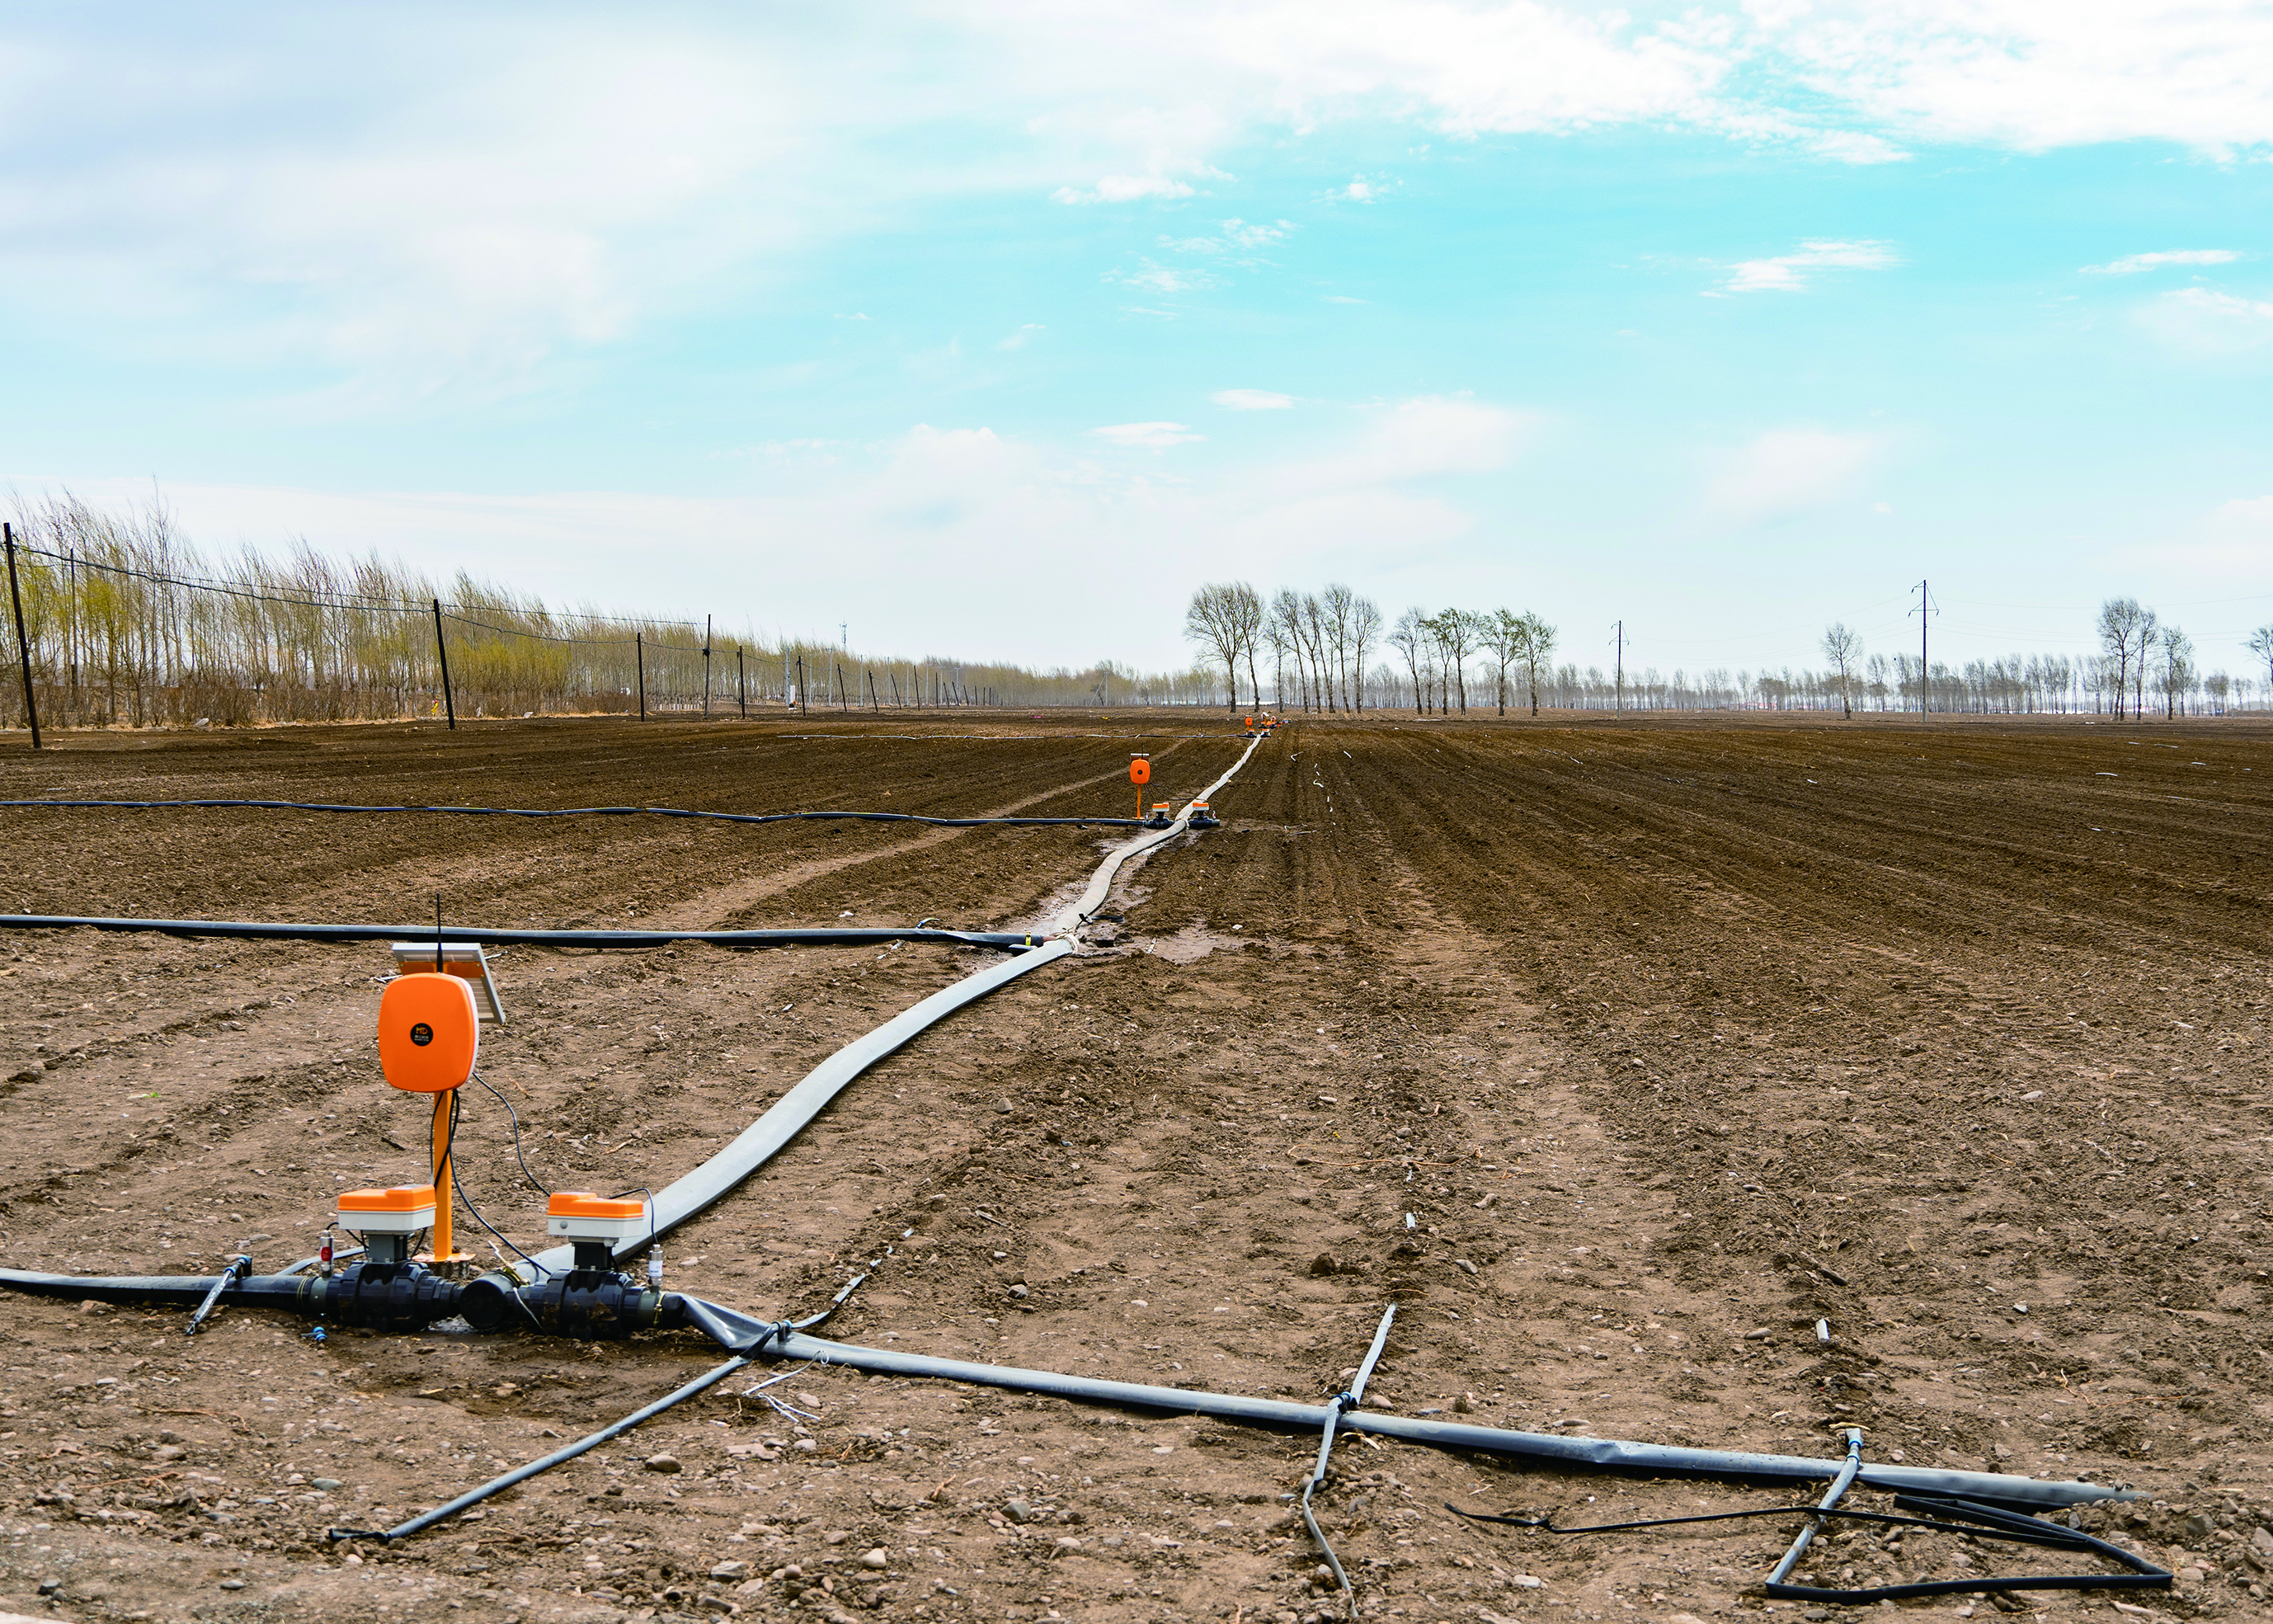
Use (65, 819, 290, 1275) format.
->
(746, 1328, 2126, 1516)
(0, 915, 1042, 953)
(0, 798, 1146, 829)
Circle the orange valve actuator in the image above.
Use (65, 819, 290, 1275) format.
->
(1129, 756, 1151, 786)
(377, 972, 480, 1092)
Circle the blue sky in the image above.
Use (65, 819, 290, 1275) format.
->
(6, 3, 2273, 680)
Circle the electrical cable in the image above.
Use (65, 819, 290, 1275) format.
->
(471, 1071, 551, 1198)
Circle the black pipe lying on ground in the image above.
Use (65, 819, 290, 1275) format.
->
(0, 1264, 2131, 1519)
(0, 915, 1040, 952)
(0, 798, 1146, 829)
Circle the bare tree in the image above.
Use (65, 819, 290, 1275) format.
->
(1225, 581, 1264, 707)
(1271, 590, 1306, 709)
(1485, 610, 1525, 715)
(1300, 593, 1335, 713)
(1262, 608, 1291, 708)
(1390, 608, 1429, 713)
(2097, 597, 2153, 720)
(1436, 607, 1481, 713)
(2159, 624, 2193, 718)
(2249, 624, 2273, 697)
(1322, 583, 1356, 711)
(1348, 595, 1381, 713)
(1513, 611, 1557, 717)
(1820, 622, 1861, 720)
(1183, 584, 1245, 711)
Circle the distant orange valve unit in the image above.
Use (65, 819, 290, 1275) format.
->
(1129, 756, 1151, 786)
(337, 1185, 437, 1235)
(377, 972, 480, 1092)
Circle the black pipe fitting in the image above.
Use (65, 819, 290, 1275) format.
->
(476, 1271, 670, 1339)
(302, 1262, 469, 1332)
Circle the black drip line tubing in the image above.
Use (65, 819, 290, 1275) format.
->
(0, 797, 1149, 829)
(1444, 1494, 2172, 1604)
(0, 916, 1042, 952)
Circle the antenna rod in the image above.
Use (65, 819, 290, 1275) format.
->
(435, 894, 444, 972)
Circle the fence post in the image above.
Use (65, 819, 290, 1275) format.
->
(704, 614, 713, 719)
(736, 645, 746, 718)
(868, 669, 879, 713)
(431, 599, 456, 731)
(636, 633, 647, 720)
(797, 655, 806, 715)
(5, 524, 41, 750)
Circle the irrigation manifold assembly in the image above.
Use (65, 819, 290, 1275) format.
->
(0, 740, 2158, 1610)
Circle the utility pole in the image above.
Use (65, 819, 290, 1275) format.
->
(432, 599, 456, 730)
(1612, 619, 1623, 714)
(840, 622, 848, 652)
(1909, 579, 1935, 715)
(5, 523, 41, 749)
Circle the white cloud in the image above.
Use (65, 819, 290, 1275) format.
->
(1114, 259, 1219, 294)
(1703, 428, 1884, 521)
(1719, 239, 1899, 294)
(2139, 285, 2273, 352)
(1212, 388, 1295, 410)
(1261, 394, 1534, 497)
(2084, 249, 2240, 275)
(1745, 1, 2273, 157)
(1051, 175, 1197, 205)
(12, 4, 2273, 419)
(997, 322, 1046, 350)
(1090, 421, 1205, 449)
(1165, 218, 1289, 255)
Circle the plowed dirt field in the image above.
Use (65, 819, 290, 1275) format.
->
(2, 711, 2271, 1624)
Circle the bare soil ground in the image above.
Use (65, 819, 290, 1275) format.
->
(1, 710, 2271, 1624)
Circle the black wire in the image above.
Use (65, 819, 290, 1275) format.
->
(436, 1085, 553, 1293)
(471, 1072, 552, 1198)
(609, 1187, 658, 1263)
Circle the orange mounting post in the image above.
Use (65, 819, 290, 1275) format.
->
(377, 972, 480, 1266)
(1130, 753, 1151, 818)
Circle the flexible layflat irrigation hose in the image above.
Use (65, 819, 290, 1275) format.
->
(511, 731, 1268, 1277)
(0, 798, 1146, 829)
(0, 916, 1038, 952)
(523, 936, 1077, 1276)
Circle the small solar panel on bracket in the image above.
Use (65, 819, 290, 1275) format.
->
(387, 940, 506, 1024)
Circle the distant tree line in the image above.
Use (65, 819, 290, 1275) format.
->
(1184, 581, 2273, 718)
(0, 492, 1223, 732)
(1184, 585, 1561, 716)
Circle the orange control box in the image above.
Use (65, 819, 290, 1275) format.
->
(377, 972, 480, 1092)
